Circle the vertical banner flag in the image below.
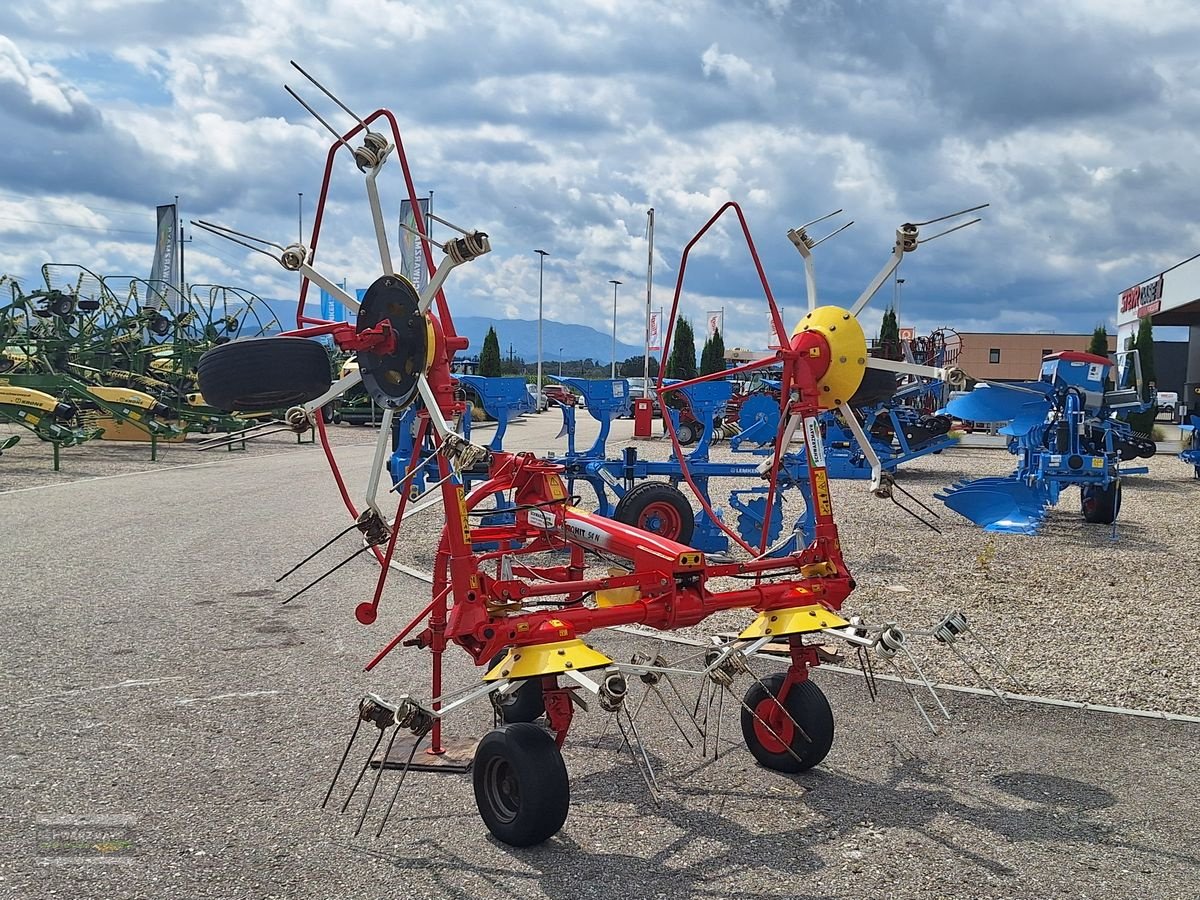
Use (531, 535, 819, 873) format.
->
(150, 204, 180, 311)
(706, 310, 723, 339)
(648, 310, 662, 351)
(398, 198, 431, 291)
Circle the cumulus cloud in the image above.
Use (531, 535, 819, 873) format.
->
(1, 0, 1200, 350)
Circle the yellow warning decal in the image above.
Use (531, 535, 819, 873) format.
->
(814, 469, 832, 517)
(456, 486, 471, 543)
(547, 476, 566, 500)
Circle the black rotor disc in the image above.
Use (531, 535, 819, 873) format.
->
(356, 275, 429, 411)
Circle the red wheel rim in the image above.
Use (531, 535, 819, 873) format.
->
(637, 501, 683, 540)
(752, 696, 795, 754)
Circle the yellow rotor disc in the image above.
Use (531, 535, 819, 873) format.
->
(792, 305, 868, 410)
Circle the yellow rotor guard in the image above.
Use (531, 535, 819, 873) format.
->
(483, 639, 613, 681)
(739, 604, 849, 640)
(792, 305, 868, 410)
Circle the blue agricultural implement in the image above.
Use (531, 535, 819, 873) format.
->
(936, 350, 1155, 533)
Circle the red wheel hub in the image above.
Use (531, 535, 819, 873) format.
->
(637, 501, 683, 540)
(752, 696, 795, 754)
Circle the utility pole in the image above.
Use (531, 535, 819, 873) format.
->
(644, 208, 654, 397)
(535, 249, 549, 410)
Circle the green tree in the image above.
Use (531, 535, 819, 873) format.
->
(479, 326, 501, 377)
(665, 317, 698, 380)
(700, 328, 726, 375)
(1087, 325, 1109, 357)
(877, 307, 900, 359)
(618, 356, 659, 377)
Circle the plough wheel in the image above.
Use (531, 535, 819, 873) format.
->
(197, 337, 331, 412)
(613, 481, 695, 544)
(1081, 479, 1121, 525)
(473, 723, 569, 846)
(740, 673, 834, 773)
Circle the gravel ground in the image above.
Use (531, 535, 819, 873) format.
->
(2, 438, 1199, 899)
(387, 413, 1200, 717)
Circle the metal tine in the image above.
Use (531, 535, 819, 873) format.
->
(281, 542, 375, 605)
(794, 208, 844, 232)
(908, 202, 989, 228)
(396, 218, 448, 252)
(648, 682, 695, 749)
(712, 681, 725, 758)
(290, 60, 371, 131)
(340, 728, 386, 813)
(196, 417, 285, 446)
(970, 630, 1028, 693)
(192, 219, 288, 252)
(898, 643, 951, 721)
(277, 519, 363, 583)
(284, 85, 354, 150)
(856, 646, 879, 702)
(741, 655, 812, 744)
(942, 639, 1010, 705)
(197, 424, 293, 451)
(354, 724, 401, 836)
(808, 219, 855, 250)
(426, 212, 475, 237)
(883, 658, 939, 734)
(190, 220, 287, 265)
(889, 489, 942, 533)
(615, 703, 660, 802)
(322, 713, 364, 809)
(375, 730, 427, 838)
(917, 217, 983, 245)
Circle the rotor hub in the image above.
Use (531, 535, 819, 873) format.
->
(356, 274, 434, 411)
(791, 306, 867, 410)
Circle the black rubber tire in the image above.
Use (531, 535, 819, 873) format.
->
(1081, 479, 1121, 525)
(489, 652, 545, 723)
(849, 367, 897, 408)
(676, 420, 698, 445)
(613, 481, 695, 545)
(197, 337, 330, 412)
(472, 723, 569, 847)
(740, 672, 834, 773)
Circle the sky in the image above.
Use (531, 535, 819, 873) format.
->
(1, 0, 1198, 357)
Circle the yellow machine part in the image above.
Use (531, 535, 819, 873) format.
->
(740, 603, 850, 640)
(0, 384, 62, 413)
(87, 385, 160, 410)
(94, 418, 186, 443)
(792, 305, 868, 410)
(483, 639, 613, 681)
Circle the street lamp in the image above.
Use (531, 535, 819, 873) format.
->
(558, 346, 563, 378)
(535, 250, 549, 411)
(609, 279, 622, 379)
(895, 276, 905, 328)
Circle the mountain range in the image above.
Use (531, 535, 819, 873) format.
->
(258, 298, 647, 364)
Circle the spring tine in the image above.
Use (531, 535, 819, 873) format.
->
(284, 84, 354, 150)
(650, 683, 694, 749)
(617, 684, 653, 756)
(889, 489, 942, 533)
(355, 725, 400, 836)
(899, 644, 951, 721)
(885, 658, 938, 734)
(281, 543, 374, 605)
(945, 641, 1009, 705)
(909, 203, 989, 227)
(290, 60, 370, 130)
(277, 520, 363, 583)
(375, 731, 427, 838)
(616, 704, 660, 802)
(321, 714, 363, 809)
(713, 683, 725, 759)
(191, 219, 286, 252)
(893, 479, 940, 519)
(858, 646, 879, 702)
(918, 217, 983, 244)
(340, 729, 386, 813)
(969, 631, 1027, 693)
(661, 670, 705, 738)
(592, 712, 615, 749)
(794, 209, 844, 231)
(809, 219, 855, 249)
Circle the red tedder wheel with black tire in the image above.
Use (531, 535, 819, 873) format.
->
(472, 723, 569, 847)
(197, 337, 331, 412)
(740, 672, 834, 773)
(613, 481, 695, 545)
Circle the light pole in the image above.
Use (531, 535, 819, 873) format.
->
(609, 279, 622, 378)
(895, 276, 905, 327)
(558, 347, 563, 378)
(535, 249, 549, 410)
